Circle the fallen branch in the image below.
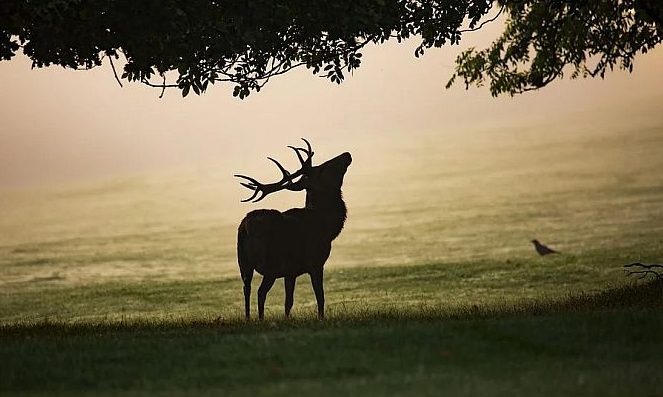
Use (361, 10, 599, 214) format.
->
(624, 262, 663, 280)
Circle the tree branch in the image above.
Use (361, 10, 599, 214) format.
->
(140, 79, 179, 89)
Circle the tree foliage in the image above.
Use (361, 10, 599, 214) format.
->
(0, 0, 492, 97)
(0, 1, 660, 98)
(448, 0, 663, 96)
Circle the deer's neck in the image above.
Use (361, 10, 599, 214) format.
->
(305, 189, 347, 240)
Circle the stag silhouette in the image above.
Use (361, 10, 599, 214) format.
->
(235, 139, 351, 320)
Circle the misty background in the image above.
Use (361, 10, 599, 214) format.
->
(1, 24, 662, 288)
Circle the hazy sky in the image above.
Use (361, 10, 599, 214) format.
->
(1, 21, 662, 188)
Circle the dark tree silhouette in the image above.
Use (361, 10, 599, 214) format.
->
(1, 1, 660, 98)
(236, 139, 351, 320)
(448, 0, 663, 96)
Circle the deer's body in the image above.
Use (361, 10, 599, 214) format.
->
(239, 201, 345, 277)
(235, 142, 351, 320)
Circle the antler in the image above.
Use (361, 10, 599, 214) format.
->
(288, 137, 313, 170)
(234, 138, 314, 203)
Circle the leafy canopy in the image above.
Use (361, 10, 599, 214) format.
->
(1, 1, 660, 98)
(448, 0, 663, 96)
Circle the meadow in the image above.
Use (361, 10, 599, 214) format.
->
(1, 114, 663, 396)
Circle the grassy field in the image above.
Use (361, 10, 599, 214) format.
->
(2, 118, 663, 395)
(2, 276, 663, 397)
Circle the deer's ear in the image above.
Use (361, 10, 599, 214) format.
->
(286, 179, 306, 191)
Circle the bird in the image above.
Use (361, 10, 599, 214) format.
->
(531, 239, 559, 256)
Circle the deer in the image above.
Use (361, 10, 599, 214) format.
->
(234, 139, 352, 320)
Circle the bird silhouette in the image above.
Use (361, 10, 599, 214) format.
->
(531, 239, 559, 256)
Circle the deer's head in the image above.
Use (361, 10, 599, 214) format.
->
(235, 138, 352, 203)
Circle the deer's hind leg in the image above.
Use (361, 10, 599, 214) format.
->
(242, 270, 253, 320)
(284, 276, 297, 318)
(257, 276, 276, 320)
(310, 269, 325, 320)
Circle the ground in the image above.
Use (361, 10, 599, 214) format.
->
(2, 259, 662, 396)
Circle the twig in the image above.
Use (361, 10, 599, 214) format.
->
(159, 73, 166, 99)
(459, 6, 505, 33)
(109, 56, 123, 88)
(140, 79, 179, 89)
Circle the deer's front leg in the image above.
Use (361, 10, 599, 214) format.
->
(257, 276, 275, 320)
(284, 276, 296, 318)
(243, 280, 252, 320)
(310, 270, 325, 319)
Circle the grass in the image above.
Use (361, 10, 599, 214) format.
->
(0, 250, 657, 324)
(2, 278, 662, 397)
(2, 212, 663, 397)
(2, 259, 663, 396)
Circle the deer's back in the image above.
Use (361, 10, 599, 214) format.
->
(238, 209, 332, 278)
